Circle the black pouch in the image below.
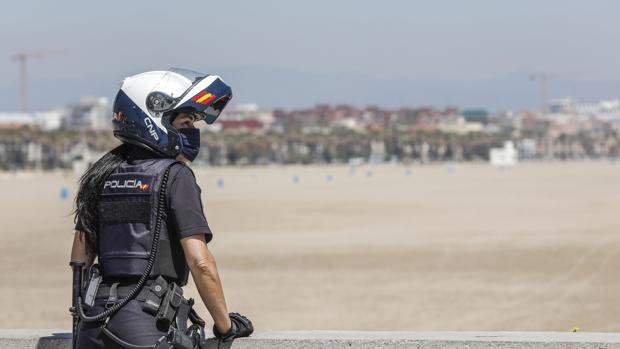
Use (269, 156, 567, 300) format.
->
(156, 283, 184, 329)
(142, 276, 168, 315)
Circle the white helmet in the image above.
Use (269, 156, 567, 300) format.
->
(112, 68, 232, 157)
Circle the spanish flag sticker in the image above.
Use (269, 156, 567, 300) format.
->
(191, 91, 217, 105)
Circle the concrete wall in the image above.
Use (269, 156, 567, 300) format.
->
(2, 330, 620, 349)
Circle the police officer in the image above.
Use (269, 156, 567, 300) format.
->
(69, 69, 253, 348)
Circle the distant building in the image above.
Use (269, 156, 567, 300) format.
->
(549, 98, 620, 121)
(220, 104, 274, 128)
(368, 140, 386, 164)
(219, 119, 264, 132)
(34, 110, 67, 130)
(438, 115, 485, 134)
(62, 97, 111, 130)
(517, 138, 538, 159)
(0, 110, 67, 130)
(0, 112, 36, 129)
(461, 109, 489, 124)
(334, 117, 363, 132)
(66, 142, 106, 175)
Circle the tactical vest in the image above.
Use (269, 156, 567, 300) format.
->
(98, 158, 190, 286)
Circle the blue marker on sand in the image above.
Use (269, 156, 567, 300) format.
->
(60, 187, 69, 200)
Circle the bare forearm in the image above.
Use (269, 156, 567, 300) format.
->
(70, 231, 95, 267)
(181, 235, 232, 333)
(190, 256, 231, 333)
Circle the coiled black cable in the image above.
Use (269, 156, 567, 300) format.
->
(77, 164, 174, 322)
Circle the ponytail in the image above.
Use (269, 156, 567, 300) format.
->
(73, 143, 132, 255)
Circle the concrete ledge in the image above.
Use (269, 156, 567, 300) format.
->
(3, 330, 620, 348)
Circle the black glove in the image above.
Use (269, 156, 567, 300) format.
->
(213, 312, 254, 342)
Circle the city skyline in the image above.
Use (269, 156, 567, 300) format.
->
(2, 0, 620, 111)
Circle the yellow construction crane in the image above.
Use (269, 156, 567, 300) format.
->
(11, 50, 61, 112)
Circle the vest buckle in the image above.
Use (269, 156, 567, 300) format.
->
(105, 282, 119, 309)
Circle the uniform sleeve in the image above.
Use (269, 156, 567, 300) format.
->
(167, 164, 213, 243)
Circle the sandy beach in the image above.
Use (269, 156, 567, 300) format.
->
(1, 161, 619, 331)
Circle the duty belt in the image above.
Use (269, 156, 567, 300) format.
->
(94, 276, 169, 311)
(89, 275, 209, 349)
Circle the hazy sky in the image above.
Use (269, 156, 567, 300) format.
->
(2, 0, 619, 111)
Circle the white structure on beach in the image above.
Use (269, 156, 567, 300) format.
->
(490, 141, 517, 167)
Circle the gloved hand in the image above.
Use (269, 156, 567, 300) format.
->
(213, 312, 254, 342)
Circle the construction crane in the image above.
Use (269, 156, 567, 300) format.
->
(529, 72, 554, 116)
(11, 50, 60, 112)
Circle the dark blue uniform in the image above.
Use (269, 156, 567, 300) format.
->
(76, 154, 212, 349)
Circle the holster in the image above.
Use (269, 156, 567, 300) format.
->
(102, 277, 202, 349)
(142, 276, 169, 315)
(156, 283, 184, 329)
(101, 276, 210, 349)
(166, 298, 216, 349)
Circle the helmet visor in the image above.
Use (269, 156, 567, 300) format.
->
(173, 74, 233, 124)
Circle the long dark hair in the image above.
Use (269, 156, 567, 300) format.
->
(73, 143, 132, 256)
